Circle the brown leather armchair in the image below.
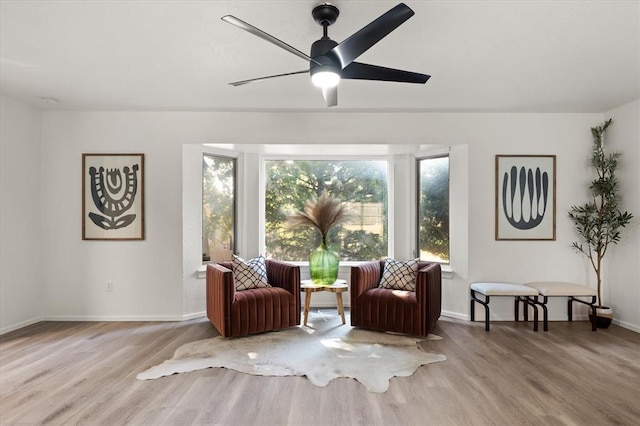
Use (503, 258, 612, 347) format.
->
(350, 260, 442, 336)
(206, 259, 301, 337)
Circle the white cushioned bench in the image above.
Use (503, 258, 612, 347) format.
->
(470, 282, 540, 331)
(524, 281, 598, 331)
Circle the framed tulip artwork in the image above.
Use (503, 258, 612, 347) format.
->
(82, 153, 145, 240)
(495, 155, 556, 241)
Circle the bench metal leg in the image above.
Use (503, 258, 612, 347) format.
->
(470, 293, 475, 322)
(569, 296, 597, 331)
(514, 297, 529, 322)
(470, 290, 490, 331)
(530, 298, 539, 332)
(527, 296, 548, 331)
(517, 296, 540, 332)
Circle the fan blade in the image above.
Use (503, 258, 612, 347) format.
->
(342, 62, 430, 84)
(329, 3, 414, 68)
(322, 86, 338, 107)
(229, 70, 309, 86)
(222, 16, 321, 66)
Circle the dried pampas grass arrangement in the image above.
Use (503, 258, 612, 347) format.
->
(288, 191, 352, 239)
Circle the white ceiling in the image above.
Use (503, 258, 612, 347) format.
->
(1, 0, 638, 112)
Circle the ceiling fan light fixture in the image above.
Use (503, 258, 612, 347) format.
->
(311, 70, 341, 88)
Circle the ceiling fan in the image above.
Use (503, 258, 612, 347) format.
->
(222, 2, 430, 107)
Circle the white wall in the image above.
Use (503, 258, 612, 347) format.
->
(0, 96, 44, 334)
(466, 115, 600, 319)
(40, 112, 186, 320)
(605, 100, 640, 331)
(3, 106, 638, 333)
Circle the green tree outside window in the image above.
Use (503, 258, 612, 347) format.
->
(265, 160, 388, 261)
(418, 156, 450, 263)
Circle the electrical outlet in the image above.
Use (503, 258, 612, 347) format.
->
(106, 281, 113, 292)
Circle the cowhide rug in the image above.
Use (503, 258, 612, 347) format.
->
(137, 311, 446, 393)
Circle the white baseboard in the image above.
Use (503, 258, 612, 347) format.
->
(613, 318, 640, 333)
(42, 312, 208, 323)
(467, 314, 592, 322)
(42, 314, 187, 322)
(1, 313, 207, 335)
(462, 312, 640, 333)
(442, 310, 467, 321)
(0, 316, 43, 335)
(183, 311, 206, 321)
(4, 311, 636, 334)
(571, 314, 589, 321)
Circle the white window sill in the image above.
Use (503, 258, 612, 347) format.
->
(197, 262, 454, 280)
(197, 265, 207, 279)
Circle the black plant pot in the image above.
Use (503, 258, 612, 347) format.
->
(589, 307, 613, 329)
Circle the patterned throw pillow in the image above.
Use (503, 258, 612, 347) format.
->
(378, 258, 419, 291)
(232, 255, 271, 291)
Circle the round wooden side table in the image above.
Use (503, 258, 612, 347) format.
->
(300, 279, 348, 326)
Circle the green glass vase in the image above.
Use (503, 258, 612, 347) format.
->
(309, 237, 339, 286)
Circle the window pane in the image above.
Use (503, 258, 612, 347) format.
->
(418, 156, 450, 263)
(265, 160, 388, 261)
(202, 154, 236, 263)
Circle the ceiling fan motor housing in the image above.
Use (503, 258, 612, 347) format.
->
(310, 37, 341, 78)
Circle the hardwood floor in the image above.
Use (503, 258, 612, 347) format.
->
(1, 313, 639, 425)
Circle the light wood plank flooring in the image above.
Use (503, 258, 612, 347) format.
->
(1, 313, 639, 425)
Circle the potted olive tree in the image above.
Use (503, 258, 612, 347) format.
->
(569, 119, 633, 328)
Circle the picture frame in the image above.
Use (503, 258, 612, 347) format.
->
(82, 153, 145, 240)
(495, 155, 556, 241)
